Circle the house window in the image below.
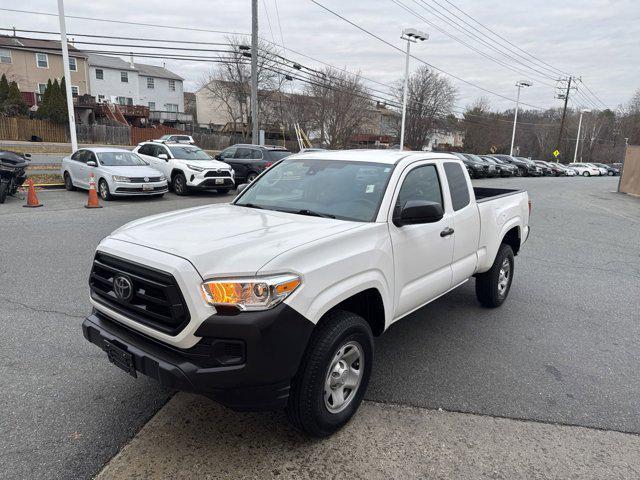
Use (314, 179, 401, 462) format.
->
(168, 79, 175, 91)
(71, 86, 79, 96)
(148, 102, 155, 110)
(147, 77, 154, 89)
(97, 95, 105, 102)
(120, 71, 128, 83)
(0, 49, 11, 64)
(117, 96, 126, 105)
(165, 103, 178, 112)
(95, 69, 103, 80)
(38, 83, 47, 94)
(36, 53, 49, 68)
(127, 97, 133, 106)
(69, 57, 77, 71)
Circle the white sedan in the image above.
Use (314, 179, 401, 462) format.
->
(568, 163, 602, 177)
(61, 147, 168, 200)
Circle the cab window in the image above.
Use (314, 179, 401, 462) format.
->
(395, 164, 443, 212)
(443, 162, 470, 211)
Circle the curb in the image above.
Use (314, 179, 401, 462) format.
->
(20, 183, 65, 190)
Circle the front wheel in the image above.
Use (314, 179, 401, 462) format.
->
(286, 310, 373, 437)
(98, 179, 111, 201)
(172, 173, 188, 196)
(475, 244, 514, 308)
(582, 171, 590, 177)
(64, 172, 76, 191)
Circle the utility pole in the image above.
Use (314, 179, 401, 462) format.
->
(509, 80, 532, 156)
(251, 0, 259, 145)
(573, 109, 590, 163)
(399, 28, 428, 151)
(555, 76, 572, 161)
(57, 0, 78, 152)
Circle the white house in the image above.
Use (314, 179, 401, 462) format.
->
(88, 54, 190, 124)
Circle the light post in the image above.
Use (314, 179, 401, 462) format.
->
(399, 28, 428, 151)
(573, 109, 591, 163)
(509, 80, 532, 156)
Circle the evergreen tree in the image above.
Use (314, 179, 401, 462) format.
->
(36, 79, 53, 119)
(0, 74, 9, 105)
(2, 81, 28, 116)
(37, 79, 68, 123)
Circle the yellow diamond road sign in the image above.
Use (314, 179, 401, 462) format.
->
(553, 149, 560, 158)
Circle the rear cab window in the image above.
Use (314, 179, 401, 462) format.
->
(443, 162, 470, 211)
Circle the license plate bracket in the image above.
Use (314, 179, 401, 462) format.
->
(104, 340, 137, 377)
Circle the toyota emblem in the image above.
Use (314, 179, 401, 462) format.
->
(113, 276, 134, 302)
(144, 177, 149, 182)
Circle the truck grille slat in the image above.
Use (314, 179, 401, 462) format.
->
(89, 253, 190, 335)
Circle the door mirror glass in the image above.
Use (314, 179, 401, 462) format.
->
(86, 160, 97, 167)
(158, 153, 169, 160)
(394, 200, 444, 226)
(236, 183, 249, 194)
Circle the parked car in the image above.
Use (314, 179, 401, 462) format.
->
(515, 157, 543, 176)
(134, 141, 235, 195)
(448, 152, 487, 178)
(61, 148, 168, 201)
(216, 144, 291, 184)
(485, 155, 520, 176)
(585, 163, 607, 176)
(480, 155, 516, 177)
(548, 162, 577, 176)
(82, 150, 530, 437)
(533, 160, 559, 176)
(492, 154, 539, 176)
(568, 163, 601, 176)
(591, 162, 620, 176)
(464, 153, 499, 177)
(0, 150, 30, 204)
(156, 134, 195, 144)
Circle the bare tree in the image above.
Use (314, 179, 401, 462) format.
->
(392, 66, 457, 150)
(303, 67, 372, 148)
(199, 37, 284, 140)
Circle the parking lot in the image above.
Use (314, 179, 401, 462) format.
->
(2, 176, 640, 479)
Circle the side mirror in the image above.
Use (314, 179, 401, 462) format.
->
(394, 200, 444, 227)
(86, 160, 97, 167)
(158, 153, 169, 160)
(236, 183, 249, 194)
(24, 153, 32, 158)
(214, 154, 222, 160)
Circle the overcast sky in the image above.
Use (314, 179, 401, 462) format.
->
(2, 0, 638, 113)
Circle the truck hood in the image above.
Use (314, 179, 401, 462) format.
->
(171, 159, 231, 170)
(109, 203, 364, 277)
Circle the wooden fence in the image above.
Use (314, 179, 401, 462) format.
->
(0, 117, 68, 143)
(77, 124, 130, 145)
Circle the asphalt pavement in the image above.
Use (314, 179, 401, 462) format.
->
(1, 177, 639, 479)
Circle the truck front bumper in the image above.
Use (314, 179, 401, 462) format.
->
(82, 303, 314, 411)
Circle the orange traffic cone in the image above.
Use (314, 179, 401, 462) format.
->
(85, 173, 102, 209)
(23, 178, 43, 208)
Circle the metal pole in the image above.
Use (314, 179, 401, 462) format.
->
(617, 138, 628, 193)
(509, 85, 521, 156)
(250, 0, 259, 145)
(573, 111, 584, 163)
(57, 0, 77, 152)
(399, 39, 411, 151)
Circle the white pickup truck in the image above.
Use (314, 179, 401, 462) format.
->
(82, 150, 530, 436)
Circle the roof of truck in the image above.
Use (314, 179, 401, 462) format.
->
(290, 149, 459, 165)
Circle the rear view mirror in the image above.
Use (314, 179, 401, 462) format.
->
(158, 154, 169, 160)
(236, 183, 249, 194)
(86, 160, 97, 167)
(394, 200, 444, 226)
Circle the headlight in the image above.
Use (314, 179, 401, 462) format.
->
(158, 175, 166, 181)
(187, 164, 204, 172)
(112, 175, 130, 182)
(201, 274, 301, 311)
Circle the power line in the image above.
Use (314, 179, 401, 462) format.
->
(309, 0, 547, 110)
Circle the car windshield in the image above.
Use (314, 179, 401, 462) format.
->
(235, 158, 394, 222)
(168, 146, 211, 160)
(159, 135, 172, 140)
(269, 150, 291, 161)
(97, 152, 147, 166)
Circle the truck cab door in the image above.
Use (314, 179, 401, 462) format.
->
(389, 161, 454, 320)
(442, 161, 481, 285)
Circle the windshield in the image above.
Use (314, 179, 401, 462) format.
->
(235, 158, 394, 222)
(269, 150, 291, 161)
(159, 135, 172, 140)
(168, 146, 211, 160)
(97, 152, 147, 167)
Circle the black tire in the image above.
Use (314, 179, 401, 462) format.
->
(246, 172, 258, 182)
(216, 187, 231, 194)
(608, 171, 614, 176)
(98, 179, 111, 201)
(0, 181, 7, 204)
(475, 244, 514, 308)
(286, 310, 373, 437)
(63, 172, 76, 191)
(172, 173, 188, 196)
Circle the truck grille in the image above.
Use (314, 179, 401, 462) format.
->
(89, 252, 190, 335)
(204, 170, 231, 178)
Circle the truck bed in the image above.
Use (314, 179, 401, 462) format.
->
(473, 187, 525, 203)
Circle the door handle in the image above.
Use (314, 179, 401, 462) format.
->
(440, 227, 454, 237)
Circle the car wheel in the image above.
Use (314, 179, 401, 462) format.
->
(582, 171, 589, 177)
(246, 172, 258, 182)
(63, 172, 76, 191)
(475, 244, 514, 308)
(98, 179, 111, 201)
(608, 171, 614, 176)
(286, 310, 373, 437)
(173, 173, 188, 196)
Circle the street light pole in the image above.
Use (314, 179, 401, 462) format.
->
(573, 109, 590, 163)
(251, 0, 259, 145)
(509, 80, 532, 156)
(57, 0, 77, 152)
(399, 28, 428, 151)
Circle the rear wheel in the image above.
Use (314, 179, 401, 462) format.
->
(64, 172, 76, 191)
(608, 171, 614, 176)
(286, 310, 373, 437)
(172, 173, 188, 195)
(582, 171, 590, 177)
(475, 244, 514, 308)
(98, 179, 111, 201)
(246, 172, 258, 182)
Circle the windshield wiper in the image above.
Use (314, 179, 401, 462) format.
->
(295, 209, 336, 219)
(240, 203, 263, 209)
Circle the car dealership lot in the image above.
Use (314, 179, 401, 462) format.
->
(1, 177, 639, 479)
